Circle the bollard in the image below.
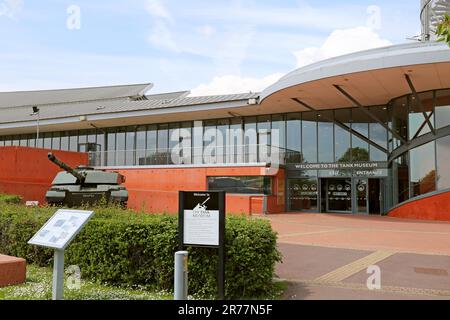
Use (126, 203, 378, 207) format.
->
(174, 251, 188, 300)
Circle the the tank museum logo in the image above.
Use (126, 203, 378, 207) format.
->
(192, 195, 212, 218)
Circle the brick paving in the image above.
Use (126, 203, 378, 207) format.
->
(264, 214, 450, 300)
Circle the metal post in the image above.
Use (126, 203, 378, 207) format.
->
(174, 251, 188, 300)
(36, 111, 40, 142)
(52, 249, 65, 300)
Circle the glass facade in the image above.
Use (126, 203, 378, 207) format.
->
(1, 88, 449, 213)
(389, 89, 450, 207)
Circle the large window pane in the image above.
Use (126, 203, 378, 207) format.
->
(157, 124, 169, 165)
(228, 118, 243, 164)
(318, 111, 333, 163)
(392, 153, 409, 204)
(410, 141, 436, 197)
(116, 128, 126, 166)
(435, 89, 450, 129)
(146, 125, 157, 165)
(302, 112, 317, 163)
(286, 113, 301, 163)
(409, 92, 434, 139)
(390, 96, 408, 149)
(169, 123, 181, 165)
(60, 132, 69, 151)
(271, 114, 286, 164)
(351, 109, 369, 162)
(106, 129, 116, 166)
(369, 111, 388, 162)
(136, 126, 146, 166)
(216, 119, 229, 164)
(244, 117, 257, 163)
(437, 135, 450, 190)
(334, 109, 351, 162)
(208, 176, 272, 195)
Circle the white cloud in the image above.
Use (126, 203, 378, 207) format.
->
(294, 26, 392, 68)
(190, 73, 283, 96)
(0, 0, 23, 19)
(145, 0, 173, 23)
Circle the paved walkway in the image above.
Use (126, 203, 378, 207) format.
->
(262, 214, 450, 300)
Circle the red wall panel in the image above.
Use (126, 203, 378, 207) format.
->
(0, 147, 88, 203)
(388, 190, 450, 221)
(115, 167, 286, 215)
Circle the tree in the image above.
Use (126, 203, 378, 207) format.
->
(338, 147, 369, 163)
(436, 13, 450, 47)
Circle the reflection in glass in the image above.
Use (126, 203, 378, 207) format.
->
(288, 178, 318, 211)
(286, 113, 302, 163)
(334, 110, 351, 162)
(392, 154, 409, 205)
(318, 112, 334, 163)
(271, 114, 286, 164)
(208, 176, 272, 195)
(390, 96, 408, 149)
(409, 92, 434, 139)
(302, 112, 317, 163)
(437, 135, 450, 190)
(410, 141, 436, 197)
(435, 89, 450, 129)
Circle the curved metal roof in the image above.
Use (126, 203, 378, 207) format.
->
(260, 42, 450, 111)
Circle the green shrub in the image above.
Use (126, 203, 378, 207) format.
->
(0, 194, 23, 204)
(0, 203, 281, 299)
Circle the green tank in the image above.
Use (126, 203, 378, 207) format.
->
(45, 153, 128, 207)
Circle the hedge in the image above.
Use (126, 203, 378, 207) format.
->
(0, 194, 22, 204)
(0, 202, 281, 299)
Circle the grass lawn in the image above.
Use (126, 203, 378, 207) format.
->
(0, 265, 172, 300)
(0, 265, 287, 300)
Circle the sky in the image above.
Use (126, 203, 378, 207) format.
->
(0, 0, 422, 96)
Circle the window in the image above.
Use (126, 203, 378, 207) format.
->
(392, 153, 409, 205)
(286, 113, 301, 163)
(334, 109, 351, 162)
(302, 112, 317, 163)
(216, 119, 229, 164)
(318, 112, 333, 163)
(409, 92, 434, 139)
(437, 135, 450, 190)
(146, 125, 157, 165)
(435, 89, 450, 129)
(125, 128, 136, 166)
(271, 114, 286, 164)
(410, 141, 436, 197)
(106, 129, 116, 166)
(244, 117, 257, 163)
(207, 176, 272, 195)
(157, 124, 169, 165)
(136, 126, 146, 166)
(116, 128, 126, 166)
(390, 96, 408, 149)
(351, 109, 369, 162)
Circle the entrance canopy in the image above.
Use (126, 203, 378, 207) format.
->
(260, 42, 450, 113)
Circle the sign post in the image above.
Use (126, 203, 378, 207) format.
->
(28, 209, 94, 300)
(178, 191, 226, 300)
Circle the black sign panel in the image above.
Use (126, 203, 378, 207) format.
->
(178, 191, 226, 299)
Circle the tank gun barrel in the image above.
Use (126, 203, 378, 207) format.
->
(47, 153, 86, 183)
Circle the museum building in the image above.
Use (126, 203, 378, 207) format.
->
(1, 41, 450, 219)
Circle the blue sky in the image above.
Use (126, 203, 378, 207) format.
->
(0, 0, 421, 95)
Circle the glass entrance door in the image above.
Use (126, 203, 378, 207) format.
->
(355, 178, 368, 214)
(326, 178, 352, 213)
(288, 178, 318, 212)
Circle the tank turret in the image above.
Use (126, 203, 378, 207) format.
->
(48, 153, 86, 183)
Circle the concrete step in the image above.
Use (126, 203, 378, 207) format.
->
(0, 254, 26, 288)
